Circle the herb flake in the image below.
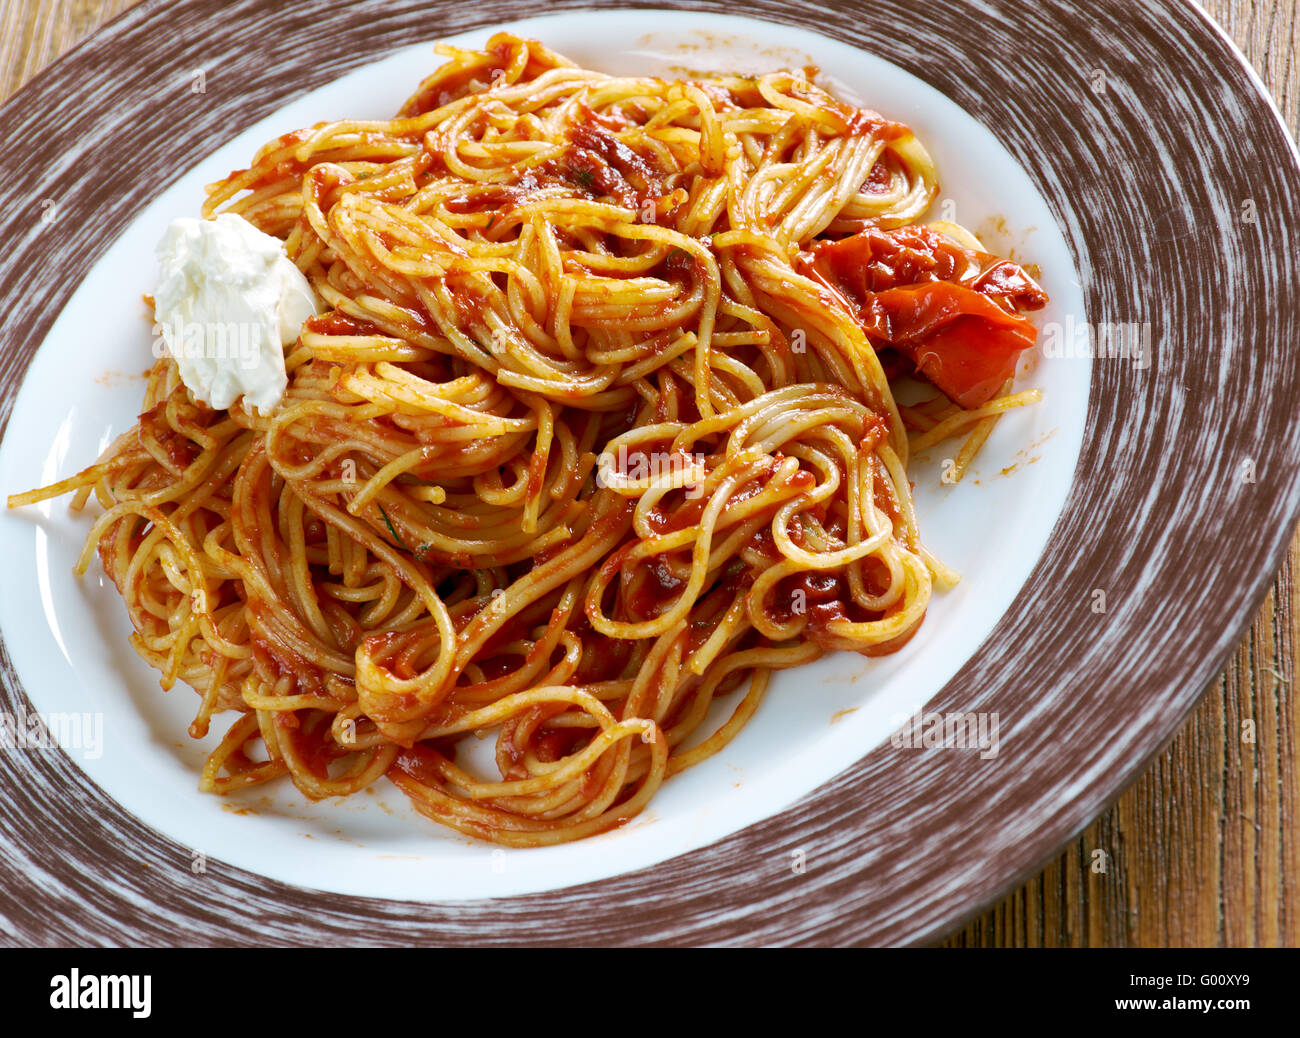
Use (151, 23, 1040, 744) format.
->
(376, 503, 410, 553)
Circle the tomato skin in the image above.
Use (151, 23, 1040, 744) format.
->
(802, 225, 1048, 408)
(868, 282, 1039, 409)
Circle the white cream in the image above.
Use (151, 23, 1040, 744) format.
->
(152, 213, 319, 412)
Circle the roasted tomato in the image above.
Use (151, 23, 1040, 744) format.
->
(802, 225, 1048, 408)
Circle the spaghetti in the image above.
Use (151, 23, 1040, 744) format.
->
(8, 34, 1047, 845)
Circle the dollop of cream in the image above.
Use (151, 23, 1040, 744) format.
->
(152, 213, 319, 412)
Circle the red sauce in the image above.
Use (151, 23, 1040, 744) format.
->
(540, 123, 668, 211)
(750, 526, 779, 561)
(283, 722, 341, 780)
(861, 157, 894, 194)
(391, 744, 448, 786)
(413, 150, 443, 178)
(572, 124, 663, 194)
(572, 632, 634, 683)
(162, 432, 199, 469)
(475, 654, 522, 680)
(872, 462, 903, 529)
(859, 411, 889, 453)
(532, 540, 572, 568)
(304, 312, 379, 337)
(626, 555, 687, 618)
(443, 177, 539, 215)
(473, 604, 543, 659)
(663, 247, 697, 279)
(137, 402, 200, 470)
(525, 449, 547, 500)
(532, 727, 587, 763)
(249, 613, 327, 695)
(840, 107, 910, 141)
(593, 541, 636, 591)
(303, 517, 327, 544)
(229, 128, 316, 191)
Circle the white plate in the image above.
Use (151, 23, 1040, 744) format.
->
(0, 10, 1088, 900)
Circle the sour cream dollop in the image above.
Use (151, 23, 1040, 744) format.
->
(153, 213, 319, 412)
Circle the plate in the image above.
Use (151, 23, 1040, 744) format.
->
(0, 10, 1088, 901)
(0, 0, 1296, 945)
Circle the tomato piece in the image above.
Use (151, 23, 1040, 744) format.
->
(801, 225, 1048, 408)
(868, 282, 1038, 409)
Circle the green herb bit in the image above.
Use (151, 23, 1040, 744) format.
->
(376, 502, 410, 553)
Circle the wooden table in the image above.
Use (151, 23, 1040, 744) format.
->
(2, 0, 1295, 947)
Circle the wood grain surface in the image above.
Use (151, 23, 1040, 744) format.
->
(0, 0, 1295, 947)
